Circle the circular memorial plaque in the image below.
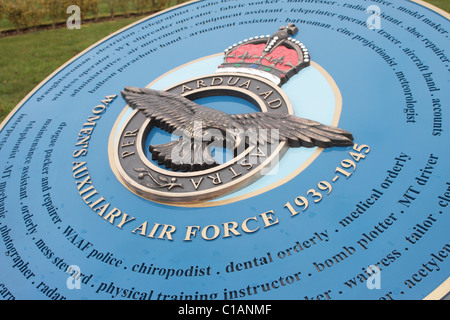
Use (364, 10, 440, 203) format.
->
(0, 0, 448, 302)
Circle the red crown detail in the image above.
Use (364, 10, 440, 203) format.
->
(218, 24, 310, 86)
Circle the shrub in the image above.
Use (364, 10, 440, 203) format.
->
(118, 0, 130, 17)
(45, 0, 64, 27)
(133, 0, 151, 14)
(68, 0, 91, 19)
(0, 1, 4, 21)
(88, 0, 99, 21)
(44, 0, 97, 27)
(4, 0, 46, 31)
(106, 0, 116, 18)
(28, 0, 46, 28)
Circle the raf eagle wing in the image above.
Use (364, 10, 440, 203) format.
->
(121, 87, 354, 172)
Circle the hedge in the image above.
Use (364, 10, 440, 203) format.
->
(0, 0, 187, 31)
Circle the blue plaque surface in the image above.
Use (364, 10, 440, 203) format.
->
(0, 0, 449, 301)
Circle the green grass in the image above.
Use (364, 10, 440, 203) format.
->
(427, 0, 450, 12)
(0, 1, 448, 122)
(0, 16, 143, 120)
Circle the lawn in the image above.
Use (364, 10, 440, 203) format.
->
(0, 0, 448, 122)
(426, 0, 450, 13)
(0, 16, 143, 121)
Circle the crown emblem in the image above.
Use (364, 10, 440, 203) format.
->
(218, 24, 310, 86)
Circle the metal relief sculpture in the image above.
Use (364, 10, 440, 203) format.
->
(121, 87, 353, 172)
(115, 24, 354, 203)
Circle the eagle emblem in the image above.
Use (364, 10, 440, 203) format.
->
(121, 87, 353, 172)
(111, 24, 355, 204)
